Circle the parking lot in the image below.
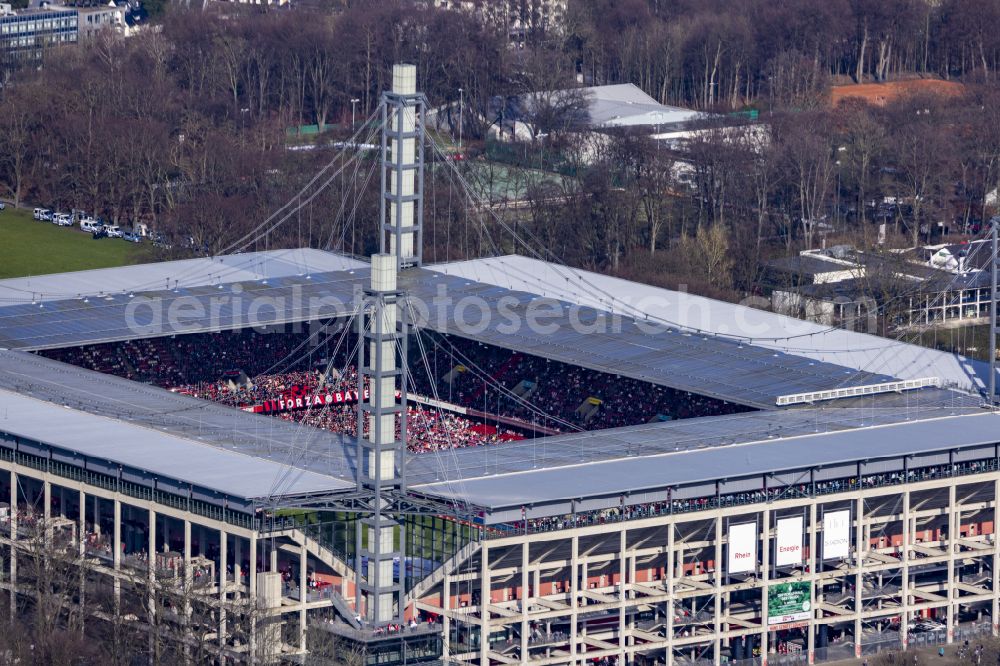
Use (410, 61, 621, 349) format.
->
(0, 206, 144, 279)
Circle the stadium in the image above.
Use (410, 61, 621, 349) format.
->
(1, 65, 1000, 666)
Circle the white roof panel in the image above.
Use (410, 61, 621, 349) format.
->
(415, 411, 1000, 509)
(0, 248, 364, 305)
(0, 388, 352, 500)
(430, 255, 993, 395)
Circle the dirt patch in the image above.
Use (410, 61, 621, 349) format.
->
(831, 79, 966, 107)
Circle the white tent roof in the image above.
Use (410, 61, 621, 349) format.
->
(583, 84, 703, 128)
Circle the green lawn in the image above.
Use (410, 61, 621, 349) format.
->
(0, 207, 145, 279)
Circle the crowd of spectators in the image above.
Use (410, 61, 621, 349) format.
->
(407, 335, 748, 431)
(272, 398, 523, 453)
(42, 329, 329, 388)
(164, 359, 523, 452)
(43, 328, 746, 442)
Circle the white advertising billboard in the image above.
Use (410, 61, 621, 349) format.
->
(775, 516, 804, 567)
(823, 509, 851, 560)
(728, 522, 757, 574)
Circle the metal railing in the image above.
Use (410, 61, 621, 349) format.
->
(483, 458, 1000, 539)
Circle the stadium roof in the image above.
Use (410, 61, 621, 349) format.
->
(0, 250, 986, 409)
(431, 255, 993, 396)
(0, 248, 364, 305)
(412, 409, 997, 511)
(0, 387, 352, 501)
(406, 387, 981, 487)
(0, 348, 984, 511)
(0, 349, 357, 487)
(0, 267, 364, 352)
(401, 270, 893, 409)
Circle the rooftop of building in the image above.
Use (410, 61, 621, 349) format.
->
(0, 248, 365, 306)
(431, 255, 993, 395)
(0, 250, 995, 512)
(0, 251, 990, 408)
(0, 383, 352, 502)
(0, 349, 357, 492)
(765, 254, 860, 278)
(579, 84, 703, 128)
(412, 403, 993, 513)
(0, 346, 986, 515)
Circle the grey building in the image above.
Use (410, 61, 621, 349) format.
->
(0, 4, 78, 73)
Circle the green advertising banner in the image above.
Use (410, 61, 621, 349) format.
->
(767, 581, 812, 626)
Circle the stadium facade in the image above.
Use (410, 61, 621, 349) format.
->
(0, 65, 999, 666)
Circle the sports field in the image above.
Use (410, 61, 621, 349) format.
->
(0, 207, 145, 279)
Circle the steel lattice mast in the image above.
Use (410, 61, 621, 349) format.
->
(355, 63, 424, 625)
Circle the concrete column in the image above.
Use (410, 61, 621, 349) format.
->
(182, 518, 192, 637)
(299, 544, 308, 652)
(270, 541, 278, 573)
(442, 572, 451, 658)
(78, 489, 86, 558)
(43, 480, 51, 546)
(627, 548, 636, 644)
(667, 523, 675, 666)
(249, 534, 258, 597)
(900, 491, 911, 649)
(761, 508, 771, 661)
(993, 479, 1000, 637)
(570, 534, 578, 662)
(479, 542, 489, 665)
(580, 558, 588, 646)
(854, 497, 864, 659)
(147, 508, 157, 660)
(9, 470, 16, 620)
(235, 537, 243, 597)
(947, 484, 957, 643)
(619, 527, 627, 660)
(219, 531, 228, 648)
(249, 533, 258, 660)
(147, 509, 157, 577)
(714, 516, 723, 666)
(93, 495, 100, 537)
(520, 540, 529, 659)
(59, 486, 65, 519)
(113, 498, 121, 609)
(77, 488, 86, 632)
(808, 502, 817, 665)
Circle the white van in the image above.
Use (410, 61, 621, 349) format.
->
(33, 208, 49, 221)
(105, 225, 123, 238)
(53, 213, 72, 226)
(80, 219, 100, 233)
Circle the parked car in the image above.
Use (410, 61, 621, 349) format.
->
(53, 213, 73, 226)
(0, 202, 6, 211)
(152, 233, 172, 250)
(33, 208, 50, 221)
(80, 219, 100, 233)
(105, 225, 123, 238)
(908, 619, 945, 633)
(121, 231, 142, 243)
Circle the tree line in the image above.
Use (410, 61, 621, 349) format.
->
(568, 0, 1000, 110)
(512, 84, 1000, 303)
(2, 0, 1000, 299)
